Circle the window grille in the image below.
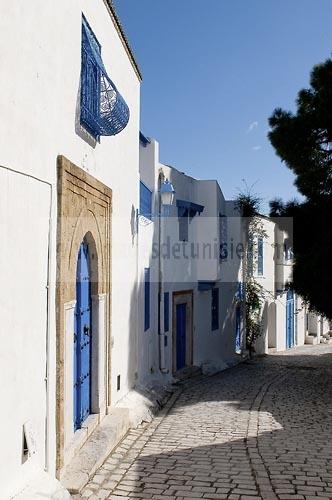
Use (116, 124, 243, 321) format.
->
(81, 16, 130, 139)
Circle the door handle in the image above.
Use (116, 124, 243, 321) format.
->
(84, 325, 90, 336)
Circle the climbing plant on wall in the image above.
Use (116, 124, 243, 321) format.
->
(235, 189, 267, 357)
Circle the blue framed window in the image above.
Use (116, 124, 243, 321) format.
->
(164, 292, 169, 332)
(140, 181, 152, 220)
(80, 16, 130, 139)
(211, 288, 219, 331)
(257, 237, 264, 276)
(144, 268, 150, 331)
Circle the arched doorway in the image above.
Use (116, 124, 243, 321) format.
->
(74, 241, 92, 430)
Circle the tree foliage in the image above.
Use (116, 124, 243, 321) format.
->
(268, 58, 332, 319)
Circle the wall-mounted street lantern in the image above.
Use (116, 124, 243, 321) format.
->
(159, 179, 175, 208)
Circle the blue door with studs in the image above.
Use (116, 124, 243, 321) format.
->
(176, 303, 187, 370)
(74, 242, 92, 430)
(286, 289, 295, 349)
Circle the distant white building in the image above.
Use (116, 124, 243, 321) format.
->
(137, 136, 244, 386)
(250, 215, 331, 354)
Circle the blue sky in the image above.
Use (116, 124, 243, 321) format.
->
(114, 0, 332, 212)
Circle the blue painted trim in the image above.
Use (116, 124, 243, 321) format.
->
(176, 199, 204, 218)
(139, 132, 151, 146)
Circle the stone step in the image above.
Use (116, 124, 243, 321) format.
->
(305, 334, 318, 345)
(60, 408, 130, 494)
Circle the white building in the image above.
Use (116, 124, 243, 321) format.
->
(1, 2, 331, 498)
(0, 1, 141, 497)
(137, 136, 244, 386)
(251, 216, 331, 354)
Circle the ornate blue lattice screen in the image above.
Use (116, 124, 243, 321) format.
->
(81, 17, 130, 138)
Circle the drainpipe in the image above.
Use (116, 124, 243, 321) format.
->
(158, 171, 167, 373)
(0, 165, 53, 472)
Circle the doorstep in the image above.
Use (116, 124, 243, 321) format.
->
(60, 408, 130, 494)
(173, 365, 201, 382)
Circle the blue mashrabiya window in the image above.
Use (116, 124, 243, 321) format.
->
(80, 16, 130, 140)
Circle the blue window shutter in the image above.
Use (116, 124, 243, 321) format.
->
(144, 268, 150, 331)
(140, 181, 152, 219)
(164, 292, 169, 332)
(211, 288, 219, 331)
(257, 237, 263, 276)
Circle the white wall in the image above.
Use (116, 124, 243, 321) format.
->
(0, 170, 51, 498)
(138, 139, 243, 382)
(0, 0, 140, 495)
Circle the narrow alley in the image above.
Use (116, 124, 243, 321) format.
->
(79, 345, 332, 500)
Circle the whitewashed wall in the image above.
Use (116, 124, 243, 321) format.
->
(138, 139, 242, 383)
(254, 218, 276, 354)
(0, 0, 140, 496)
(0, 170, 51, 498)
(137, 140, 162, 385)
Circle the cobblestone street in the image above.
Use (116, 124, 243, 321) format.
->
(80, 345, 332, 500)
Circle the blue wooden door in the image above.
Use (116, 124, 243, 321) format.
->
(176, 303, 187, 370)
(74, 242, 92, 430)
(286, 289, 295, 349)
(235, 305, 242, 353)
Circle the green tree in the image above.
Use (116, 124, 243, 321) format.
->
(268, 58, 332, 319)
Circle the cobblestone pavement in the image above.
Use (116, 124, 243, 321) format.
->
(80, 344, 332, 500)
